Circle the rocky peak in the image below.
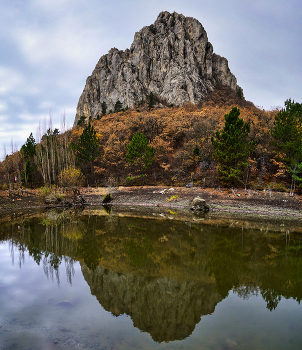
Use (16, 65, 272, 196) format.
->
(74, 11, 242, 125)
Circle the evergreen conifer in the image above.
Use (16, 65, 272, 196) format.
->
(114, 100, 123, 113)
(148, 92, 154, 110)
(101, 101, 107, 115)
(211, 107, 254, 185)
(125, 132, 155, 173)
(71, 123, 100, 184)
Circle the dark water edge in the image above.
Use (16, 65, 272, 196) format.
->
(1, 204, 302, 233)
(0, 206, 302, 349)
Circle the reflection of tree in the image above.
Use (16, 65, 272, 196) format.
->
(76, 235, 102, 271)
(3, 212, 81, 286)
(65, 256, 75, 285)
(43, 252, 61, 286)
(206, 231, 242, 298)
(76, 220, 102, 271)
(29, 246, 43, 265)
(233, 284, 259, 300)
(258, 233, 302, 309)
(2, 211, 302, 315)
(261, 288, 281, 311)
(206, 227, 302, 309)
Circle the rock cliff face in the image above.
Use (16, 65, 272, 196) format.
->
(75, 11, 242, 125)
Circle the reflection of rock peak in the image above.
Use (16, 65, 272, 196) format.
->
(81, 263, 222, 342)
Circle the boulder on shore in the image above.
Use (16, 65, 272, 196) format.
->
(190, 197, 209, 212)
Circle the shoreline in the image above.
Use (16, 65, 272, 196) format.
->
(1, 186, 301, 221)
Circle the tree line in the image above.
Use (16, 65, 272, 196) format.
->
(1, 98, 302, 194)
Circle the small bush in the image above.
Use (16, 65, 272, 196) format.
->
(77, 116, 86, 127)
(126, 174, 146, 186)
(0, 183, 8, 190)
(236, 86, 244, 100)
(149, 24, 157, 34)
(39, 185, 57, 197)
(58, 167, 85, 189)
(271, 182, 288, 192)
(114, 100, 123, 113)
(167, 195, 178, 202)
(103, 193, 112, 203)
(44, 192, 62, 205)
(168, 210, 177, 215)
(56, 192, 65, 200)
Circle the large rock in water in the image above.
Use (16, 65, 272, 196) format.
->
(74, 11, 242, 125)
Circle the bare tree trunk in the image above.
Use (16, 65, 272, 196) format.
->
(61, 112, 69, 170)
(35, 143, 47, 184)
(49, 134, 57, 184)
(46, 139, 51, 184)
(290, 165, 297, 197)
(3, 146, 12, 191)
(244, 164, 250, 195)
(11, 141, 22, 190)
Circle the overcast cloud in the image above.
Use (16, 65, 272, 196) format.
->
(1, 0, 301, 159)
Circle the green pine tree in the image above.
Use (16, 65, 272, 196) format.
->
(271, 99, 302, 194)
(271, 99, 302, 165)
(211, 107, 254, 185)
(21, 133, 36, 159)
(148, 92, 154, 110)
(193, 145, 202, 163)
(21, 133, 36, 187)
(101, 101, 107, 116)
(114, 100, 123, 113)
(71, 123, 100, 184)
(193, 145, 201, 157)
(77, 116, 86, 127)
(236, 86, 244, 100)
(125, 132, 155, 174)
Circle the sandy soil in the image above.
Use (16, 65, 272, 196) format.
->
(0, 186, 301, 219)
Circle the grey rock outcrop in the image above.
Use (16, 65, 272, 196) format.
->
(74, 11, 242, 125)
(190, 196, 209, 211)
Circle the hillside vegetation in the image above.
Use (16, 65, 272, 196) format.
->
(0, 86, 301, 194)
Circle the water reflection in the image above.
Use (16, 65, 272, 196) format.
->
(82, 265, 221, 342)
(0, 208, 302, 343)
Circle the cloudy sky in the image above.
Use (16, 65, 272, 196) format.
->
(1, 0, 301, 159)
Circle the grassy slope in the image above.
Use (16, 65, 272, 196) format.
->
(70, 85, 279, 187)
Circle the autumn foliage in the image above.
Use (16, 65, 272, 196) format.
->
(69, 90, 279, 188)
(0, 85, 298, 191)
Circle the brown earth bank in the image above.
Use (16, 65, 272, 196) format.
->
(0, 186, 301, 221)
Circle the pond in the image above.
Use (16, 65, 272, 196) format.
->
(0, 207, 302, 349)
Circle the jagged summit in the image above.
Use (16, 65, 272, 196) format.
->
(74, 11, 242, 125)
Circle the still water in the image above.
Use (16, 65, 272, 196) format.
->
(0, 208, 301, 350)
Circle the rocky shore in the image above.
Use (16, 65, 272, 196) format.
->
(0, 186, 301, 220)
